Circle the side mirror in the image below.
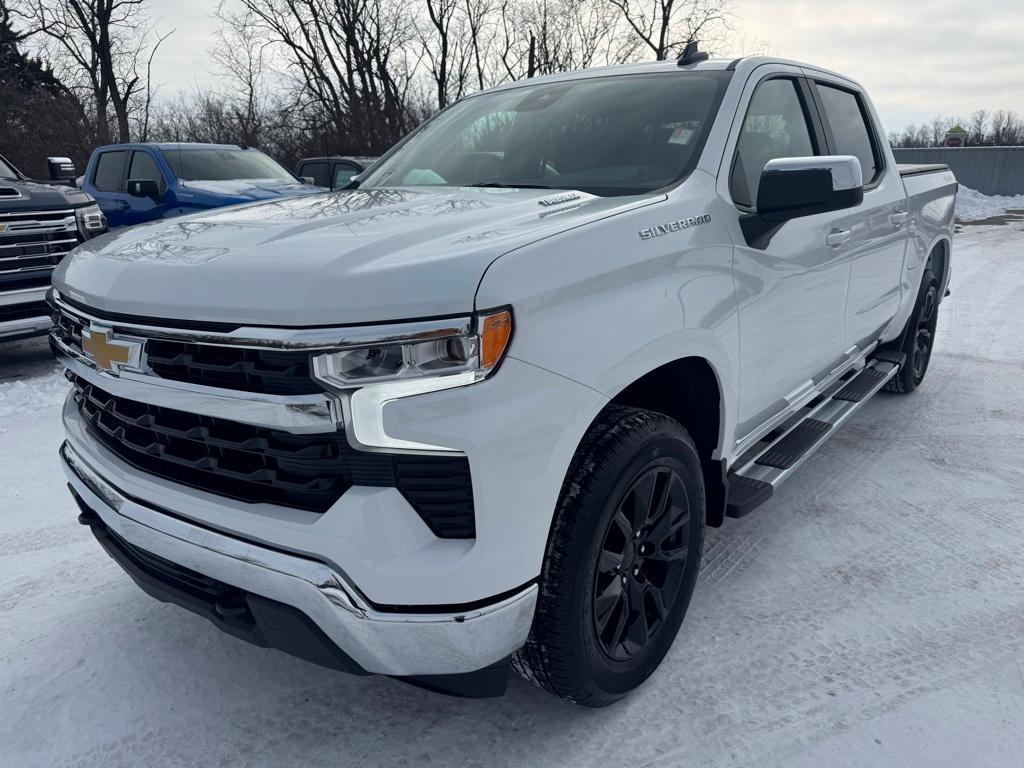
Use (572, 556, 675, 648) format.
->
(47, 156, 76, 185)
(300, 175, 316, 185)
(128, 178, 162, 202)
(756, 155, 864, 222)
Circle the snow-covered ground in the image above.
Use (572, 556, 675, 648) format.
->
(3, 222, 1024, 767)
(956, 185, 1024, 221)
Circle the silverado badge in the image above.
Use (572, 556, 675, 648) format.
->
(638, 213, 711, 241)
(81, 325, 145, 374)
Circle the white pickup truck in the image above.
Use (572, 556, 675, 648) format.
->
(52, 54, 956, 706)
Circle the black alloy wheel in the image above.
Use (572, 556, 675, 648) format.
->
(512, 406, 705, 706)
(593, 466, 692, 662)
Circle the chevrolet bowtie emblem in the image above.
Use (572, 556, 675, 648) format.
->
(81, 326, 144, 374)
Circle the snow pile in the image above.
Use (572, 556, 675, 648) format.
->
(955, 186, 1024, 221)
(0, 370, 68, 419)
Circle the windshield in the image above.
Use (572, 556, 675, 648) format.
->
(0, 155, 20, 180)
(361, 71, 730, 197)
(161, 148, 296, 183)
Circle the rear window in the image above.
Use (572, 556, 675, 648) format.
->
(816, 84, 881, 183)
(93, 151, 129, 192)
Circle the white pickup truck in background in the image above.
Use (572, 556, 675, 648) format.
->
(51, 54, 955, 706)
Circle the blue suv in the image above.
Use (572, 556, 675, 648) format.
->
(80, 143, 325, 229)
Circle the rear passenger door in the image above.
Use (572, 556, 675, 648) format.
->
(809, 78, 907, 349)
(89, 150, 130, 228)
(721, 71, 853, 440)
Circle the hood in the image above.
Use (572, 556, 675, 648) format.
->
(181, 178, 325, 202)
(0, 178, 95, 211)
(54, 186, 659, 326)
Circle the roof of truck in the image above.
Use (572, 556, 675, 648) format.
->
(92, 143, 262, 152)
(479, 56, 858, 95)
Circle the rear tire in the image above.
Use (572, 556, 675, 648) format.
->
(884, 265, 939, 394)
(512, 406, 705, 707)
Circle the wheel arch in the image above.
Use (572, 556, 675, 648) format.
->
(604, 356, 729, 528)
(927, 237, 951, 299)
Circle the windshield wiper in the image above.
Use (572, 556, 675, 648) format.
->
(470, 182, 554, 190)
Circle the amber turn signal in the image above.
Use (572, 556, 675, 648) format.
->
(479, 309, 513, 371)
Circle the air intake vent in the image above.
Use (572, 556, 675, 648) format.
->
(0, 187, 22, 198)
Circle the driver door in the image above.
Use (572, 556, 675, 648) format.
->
(721, 73, 852, 441)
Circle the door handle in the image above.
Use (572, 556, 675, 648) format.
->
(826, 228, 852, 248)
(889, 211, 909, 227)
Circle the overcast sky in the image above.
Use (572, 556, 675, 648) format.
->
(153, 0, 1024, 135)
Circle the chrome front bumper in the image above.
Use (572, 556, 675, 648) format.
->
(60, 441, 537, 677)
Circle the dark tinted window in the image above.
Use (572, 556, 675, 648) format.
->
(128, 151, 166, 193)
(299, 161, 329, 186)
(161, 148, 295, 182)
(332, 164, 359, 188)
(93, 151, 129, 192)
(362, 72, 732, 197)
(816, 84, 880, 183)
(731, 79, 816, 208)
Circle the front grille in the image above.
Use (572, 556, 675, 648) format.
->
(0, 300, 48, 324)
(145, 338, 321, 395)
(0, 209, 80, 281)
(70, 374, 475, 537)
(52, 306, 319, 396)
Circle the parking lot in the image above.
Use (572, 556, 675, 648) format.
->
(1, 220, 1021, 767)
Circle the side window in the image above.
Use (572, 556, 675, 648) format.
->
(815, 84, 880, 184)
(128, 151, 166, 194)
(92, 151, 129, 192)
(300, 161, 329, 187)
(730, 79, 816, 208)
(332, 164, 358, 189)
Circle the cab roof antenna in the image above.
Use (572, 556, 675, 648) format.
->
(677, 40, 709, 66)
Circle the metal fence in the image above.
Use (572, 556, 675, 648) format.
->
(892, 147, 1024, 196)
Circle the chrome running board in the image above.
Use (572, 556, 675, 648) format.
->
(725, 354, 903, 518)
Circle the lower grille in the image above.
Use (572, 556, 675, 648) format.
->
(70, 374, 475, 537)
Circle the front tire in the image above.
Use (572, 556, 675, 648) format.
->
(512, 406, 705, 706)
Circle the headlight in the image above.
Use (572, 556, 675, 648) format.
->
(75, 204, 107, 237)
(312, 308, 513, 388)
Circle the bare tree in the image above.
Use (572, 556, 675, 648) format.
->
(420, 0, 472, 109)
(221, 0, 419, 155)
(606, 0, 732, 61)
(968, 109, 988, 146)
(17, 0, 168, 143)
